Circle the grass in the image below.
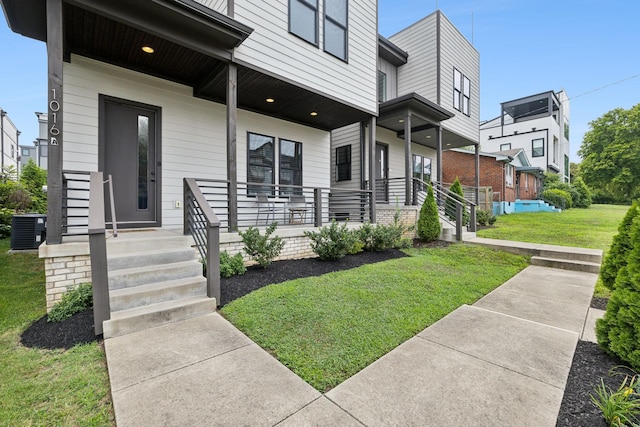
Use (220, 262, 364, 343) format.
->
(0, 238, 114, 426)
(476, 204, 629, 298)
(221, 244, 529, 392)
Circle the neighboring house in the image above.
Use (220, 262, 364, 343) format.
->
(480, 90, 570, 182)
(331, 10, 480, 220)
(19, 112, 49, 170)
(442, 148, 544, 206)
(1, 108, 20, 174)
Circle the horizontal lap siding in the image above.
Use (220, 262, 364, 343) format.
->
(63, 55, 330, 229)
(330, 123, 361, 190)
(234, 0, 377, 114)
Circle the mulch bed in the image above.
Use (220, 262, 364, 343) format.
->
(19, 247, 631, 426)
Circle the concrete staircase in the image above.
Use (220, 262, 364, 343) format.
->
(102, 230, 215, 338)
(466, 237, 603, 273)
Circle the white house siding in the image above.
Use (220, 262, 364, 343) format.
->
(62, 55, 330, 229)
(330, 123, 361, 191)
(233, 0, 378, 115)
(378, 58, 398, 101)
(193, 0, 227, 14)
(389, 13, 438, 103)
(1, 111, 19, 172)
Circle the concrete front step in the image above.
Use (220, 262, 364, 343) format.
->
(108, 247, 198, 271)
(106, 231, 194, 255)
(103, 296, 216, 339)
(109, 276, 207, 312)
(531, 256, 601, 274)
(108, 260, 203, 290)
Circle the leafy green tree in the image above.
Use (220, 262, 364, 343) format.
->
(19, 159, 47, 214)
(579, 104, 640, 204)
(596, 214, 640, 370)
(599, 201, 639, 290)
(417, 183, 440, 242)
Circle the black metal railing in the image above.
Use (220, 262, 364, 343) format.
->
(184, 178, 221, 304)
(62, 170, 117, 237)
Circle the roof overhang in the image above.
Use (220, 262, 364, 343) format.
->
(378, 34, 408, 66)
(517, 166, 545, 176)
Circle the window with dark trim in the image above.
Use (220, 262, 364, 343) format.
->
(532, 138, 544, 157)
(336, 145, 351, 181)
(500, 143, 511, 151)
(378, 70, 387, 102)
(289, 0, 318, 45)
(453, 68, 471, 116)
(248, 132, 275, 195)
(323, 0, 348, 60)
(412, 154, 431, 190)
(279, 139, 303, 195)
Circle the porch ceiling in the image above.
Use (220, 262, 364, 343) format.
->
(1, 0, 372, 131)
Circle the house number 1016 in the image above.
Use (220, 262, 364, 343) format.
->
(50, 88, 60, 144)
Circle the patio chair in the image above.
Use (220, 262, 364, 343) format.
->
(255, 194, 276, 225)
(287, 195, 308, 224)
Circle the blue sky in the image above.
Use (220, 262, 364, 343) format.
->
(1, 0, 639, 162)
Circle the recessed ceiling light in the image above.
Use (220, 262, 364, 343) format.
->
(310, 111, 318, 116)
(142, 46, 154, 54)
(446, 143, 452, 146)
(266, 98, 275, 103)
(398, 119, 405, 123)
(426, 135, 431, 139)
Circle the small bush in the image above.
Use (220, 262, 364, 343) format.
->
(417, 183, 440, 242)
(357, 222, 401, 252)
(446, 178, 470, 225)
(239, 223, 285, 268)
(476, 209, 496, 226)
(220, 251, 247, 278)
(572, 177, 593, 208)
(305, 220, 357, 261)
(600, 201, 639, 290)
(48, 283, 93, 323)
(542, 188, 573, 209)
(0, 207, 15, 238)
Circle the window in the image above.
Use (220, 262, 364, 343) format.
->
(412, 154, 432, 190)
(323, 0, 348, 60)
(564, 155, 570, 181)
(248, 133, 275, 195)
(378, 70, 387, 103)
(532, 138, 544, 157)
(336, 145, 351, 181)
(289, 0, 318, 45)
(500, 143, 511, 151)
(22, 148, 30, 156)
(453, 68, 471, 116)
(10, 145, 15, 159)
(505, 164, 514, 187)
(280, 139, 302, 195)
(553, 136, 558, 164)
(564, 121, 570, 140)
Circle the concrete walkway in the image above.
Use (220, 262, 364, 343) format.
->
(104, 242, 600, 426)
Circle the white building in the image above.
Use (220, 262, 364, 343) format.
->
(1, 108, 20, 174)
(480, 90, 570, 182)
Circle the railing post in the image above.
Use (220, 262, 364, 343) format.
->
(469, 204, 477, 232)
(314, 188, 322, 227)
(183, 179, 189, 235)
(206, 222, 220, 302)
(88, 172, 110, 336)
(455, 203, 462, 241)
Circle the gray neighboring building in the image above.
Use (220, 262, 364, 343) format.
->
(1, 108, 20, 173)
(20, 111, 48, 170)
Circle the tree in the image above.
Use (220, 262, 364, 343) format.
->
(19, 159, 47, 214)
(446, 177, 469, 225)
(599, 201, 639, 290)
(579, 104, 640, 204)
(417, 183, 440, 242)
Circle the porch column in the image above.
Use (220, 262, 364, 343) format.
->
(227, 63, 238, 231)
(474, 143, 480, 204)
(368, 116, 376, 223)
(46, 0, 64, 245)
(436, 125, 443, 184)
(404, 113, 412, 206)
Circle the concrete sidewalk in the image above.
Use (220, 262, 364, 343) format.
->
(105, 250, 599, 426)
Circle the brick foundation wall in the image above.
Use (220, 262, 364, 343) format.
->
(220, 233, 317, 265)
(376, 206, 418, 238)
(44, 255, 92, 312)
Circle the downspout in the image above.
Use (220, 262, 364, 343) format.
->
(1, 109, 5, 171)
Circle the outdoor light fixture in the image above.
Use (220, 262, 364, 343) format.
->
(141, 46, 155, 54)
(266, 98, 275, 103)
(398, 119, 404, 123)
(310, 111, 318, 116)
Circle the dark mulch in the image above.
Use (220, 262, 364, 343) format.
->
(591, 297, 609, 310)
(20, 249, 632, 427)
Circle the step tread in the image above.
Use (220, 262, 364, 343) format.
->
(531, 255, 601, 266)
(108, 296, 214, 321)
(109, 259, 202, 278)
(109, 276, 207, 298)
(108, 247, 196, 261)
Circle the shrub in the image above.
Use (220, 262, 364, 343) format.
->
(357, 222, 401, 252)
(417, 183, 440, 242)
(305, 220, 357, 260)
(48, 283, 93, 322)
(19, 159, 47, 214)
(0, 207, 15, 238)
(572, 177, 592, 208)
(542, 188, 573, 209)
(476, 209, 496, 226)
(596, 215, 640, 370)
(239, 223, 285, 268)
(446, 178, 469, 225)
(219, 251, 247, 278)
(600, 202, 639, 290)
(590, 372, 640, 426)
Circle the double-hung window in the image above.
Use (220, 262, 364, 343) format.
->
(505, 164, 514, 187)
(453, 68, 471, 116)
(336, 145, 351, 181)
(280, 139, 303, 196)
(290, 0, 318, 45)
(324, 0, 348, 60)
(532, 138, 544, 157)
(248, 133, 302, 196)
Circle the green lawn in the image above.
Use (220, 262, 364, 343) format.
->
(0, 238, 114, 426)
(476, 204, 628, 250)
(221, 244, 529, 392)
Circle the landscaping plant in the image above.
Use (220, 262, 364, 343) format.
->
(476, 209, 496, 226)
(542, 188, 573, 209)
(305, 220, 357, 260)
(239, 223, 285, 268)
(47, 283, 93, 323)
(445, 177, 469, 225)
(590, 370, 640, 427)
(596, 214, 640, 370)
(220, 251, 247, 278)
(600, 201, 639, 290)
(357, 222, 401, 252)
(572, 176, 593, 208)
(417, 183, 440, 242)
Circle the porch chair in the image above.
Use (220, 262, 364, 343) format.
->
(255, 194, 276, 225)
(287, 195, 308, 224)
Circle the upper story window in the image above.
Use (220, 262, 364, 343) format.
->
(553, 136, 559, 164)
(453, 68, 470, 116)
(22, 148, 30, 156)
(564, 121, 570, 140)
(290, 0, 318, 46)
(532, 138, 544, 157)
(336, 145, 351, 181)
(378, 70, 387, 103)
(323, 0, 348, 60)
(500, 143, 511, 151)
